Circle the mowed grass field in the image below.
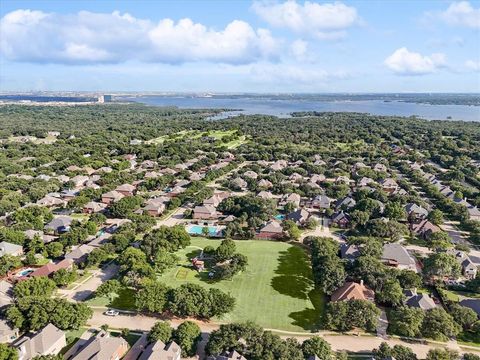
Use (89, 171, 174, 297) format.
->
(158, 237, 325, 332)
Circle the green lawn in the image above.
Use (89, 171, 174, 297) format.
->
(86, 287, 137, 310)
(158, 237, 325, 332)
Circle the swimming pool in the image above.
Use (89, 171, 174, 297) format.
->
(17, 268, 34, 277)
(274, 214, 285, 221)
(187, 225, 223, 237)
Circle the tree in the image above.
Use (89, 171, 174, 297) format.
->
(428, 209, 444, 225)
(376, 278, 404, 306)
(425, 348, 458, 360)
(215, 239, 236, 262)
(389, 307, 424, 337)
(464, 354, 480, 360)
(325, 300, 379, 332)
(96, 279, 121, 299)
(173, 321, 202, 357)
(385, 202, 407, 220)
(428, 232, 452, 250)
(45, 242, 64, 258)
(301, 336, 332, 359)
(449, 304, 478, 330)
(0, 343, 18, 360)
(421, 308, 461, 341)
(153, 249, 179, 274)
(283, 220, 301, 241)
(52, 268, 77, 287)
(13, 277, 56, 298)
(148, 321, 172, 343)
(373, 342, 417, 360)
(135, 281, 169, 313)
(423, 253, 461, 279)
(397, 270, 422, 289)
(310, 237, 345, 294)
(0, 254, 22, 276)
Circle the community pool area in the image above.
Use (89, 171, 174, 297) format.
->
(187, 225, 223, 237)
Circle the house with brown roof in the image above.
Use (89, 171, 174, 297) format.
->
(204, 192, 229, 207)
(0, 241, 23, 257)
(330, 281, 375, 302)
(137, 339, 181, 360)
(257, 220, 284, 239)
(115, 184, 136, 197)
(101, 190, 125, 204)
(68, 331, 128, 360)
(258, 179, 273, 189)
(209, 350, 247, 360)
(14, 323, 66, 360)
(37, 195, 66, 208)
(379, 178, 399, 194)
(193, 205, 219, 220)
(64, 245, 95, 264)
(411, 219, 441, 239)
(83, 201, 107, 214)
(29, 259, 73, 278)
(280, 193, 301, 208)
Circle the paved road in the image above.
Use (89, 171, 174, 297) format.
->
(57, 263, 119, 301)
(88, 310, 480, 358)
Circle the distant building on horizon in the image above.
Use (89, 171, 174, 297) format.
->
(98, 95, 112, 103)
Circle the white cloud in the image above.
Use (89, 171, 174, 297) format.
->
(251, 0, 359, 39)
(438, 1, 480, 28)
(384, 47, 447, 75)
(0, 9, 281, 64)
(289, 39, 308, 60)
(249, 63, 349, 84)
(465, 59, 480, 71)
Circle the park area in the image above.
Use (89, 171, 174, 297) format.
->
(158, 237, 325, 332)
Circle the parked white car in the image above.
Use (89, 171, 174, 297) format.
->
(104, 309, 120, 316)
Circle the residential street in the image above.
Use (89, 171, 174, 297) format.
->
(87, 310, 479, 359)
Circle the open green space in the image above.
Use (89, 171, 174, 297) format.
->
(86, 287, 137, 310)
(157, 237, 325, 332)
(146, 129, 248, 148)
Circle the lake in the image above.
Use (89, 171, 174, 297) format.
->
(120, 95, 480, 121)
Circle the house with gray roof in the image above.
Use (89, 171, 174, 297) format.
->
(336, 196, 356, 210)
(14, 323, 66, 360)
(340, 243, 361, 262)
(209, 350, 247, 360)
(405, 203, 428, 220)
(0, 241, 23, 257)
(68, 330, 128, 360)
(44, 216, 73, 235)
(286, 209, 310, 225)
(404, 289, 436, 310)
(137, 339, 181, 360)
(381, 243, 417, 272)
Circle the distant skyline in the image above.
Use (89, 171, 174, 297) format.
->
(1, 0, 479, 93)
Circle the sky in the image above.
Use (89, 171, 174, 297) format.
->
(0, 0, 479, 93)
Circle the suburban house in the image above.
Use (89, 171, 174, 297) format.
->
(0, 319, 18, 344)
(83, 201, 107, 214)
(270, 160, 287, 171)
(280, 193, 301, 208)
(64, 244, 95, 264)
(24, 230, 56, 244)
(381, 243, 417, 272)
(193, 205, 220, 220)
(404, 289, 436, 310)
(357, 177, 375, 187)
(379, 178, 399, 194)
(231, 177, 247, 190)
(68, 331, 128, 360)
(308, 194, 332, 209)
(61, 190, 79, 201)
(257, 179, 273, 189)
(447, 249, 478, 280)
(330, 281, 375, 302)
(0, 280, 14, 308)
(44, 216, 73, 235)
(14, 323, 66, 360)
(373, 163, 388, 172)
(29, 259, 73, 278)
(70, 175, 89, 188)
(0, 241, 23, 257)
(405, 203, 429, 220)
(143, 202, 166, 217)
(286, 209, 310, 225)
(204, 192, 229, 207)
(331, 211, 350, 228)
(137, 339, 181, 360)
(310, 174, 326, 184)
(243, 170, 258, 179)
(340, 243, 361, 262)
(115, 184, 136, 197)
(336, 196, 356, 210)
(36, 195, 66, 208)
(257, 191, 274, 200)
(101, 190, 125, 204)
(411, 219, 441, 239)
(257, 221, 284, 239)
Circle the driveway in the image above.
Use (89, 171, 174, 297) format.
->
(57, 263, 119, 301)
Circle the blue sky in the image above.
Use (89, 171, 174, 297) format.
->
(1, 0, 479, 92)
